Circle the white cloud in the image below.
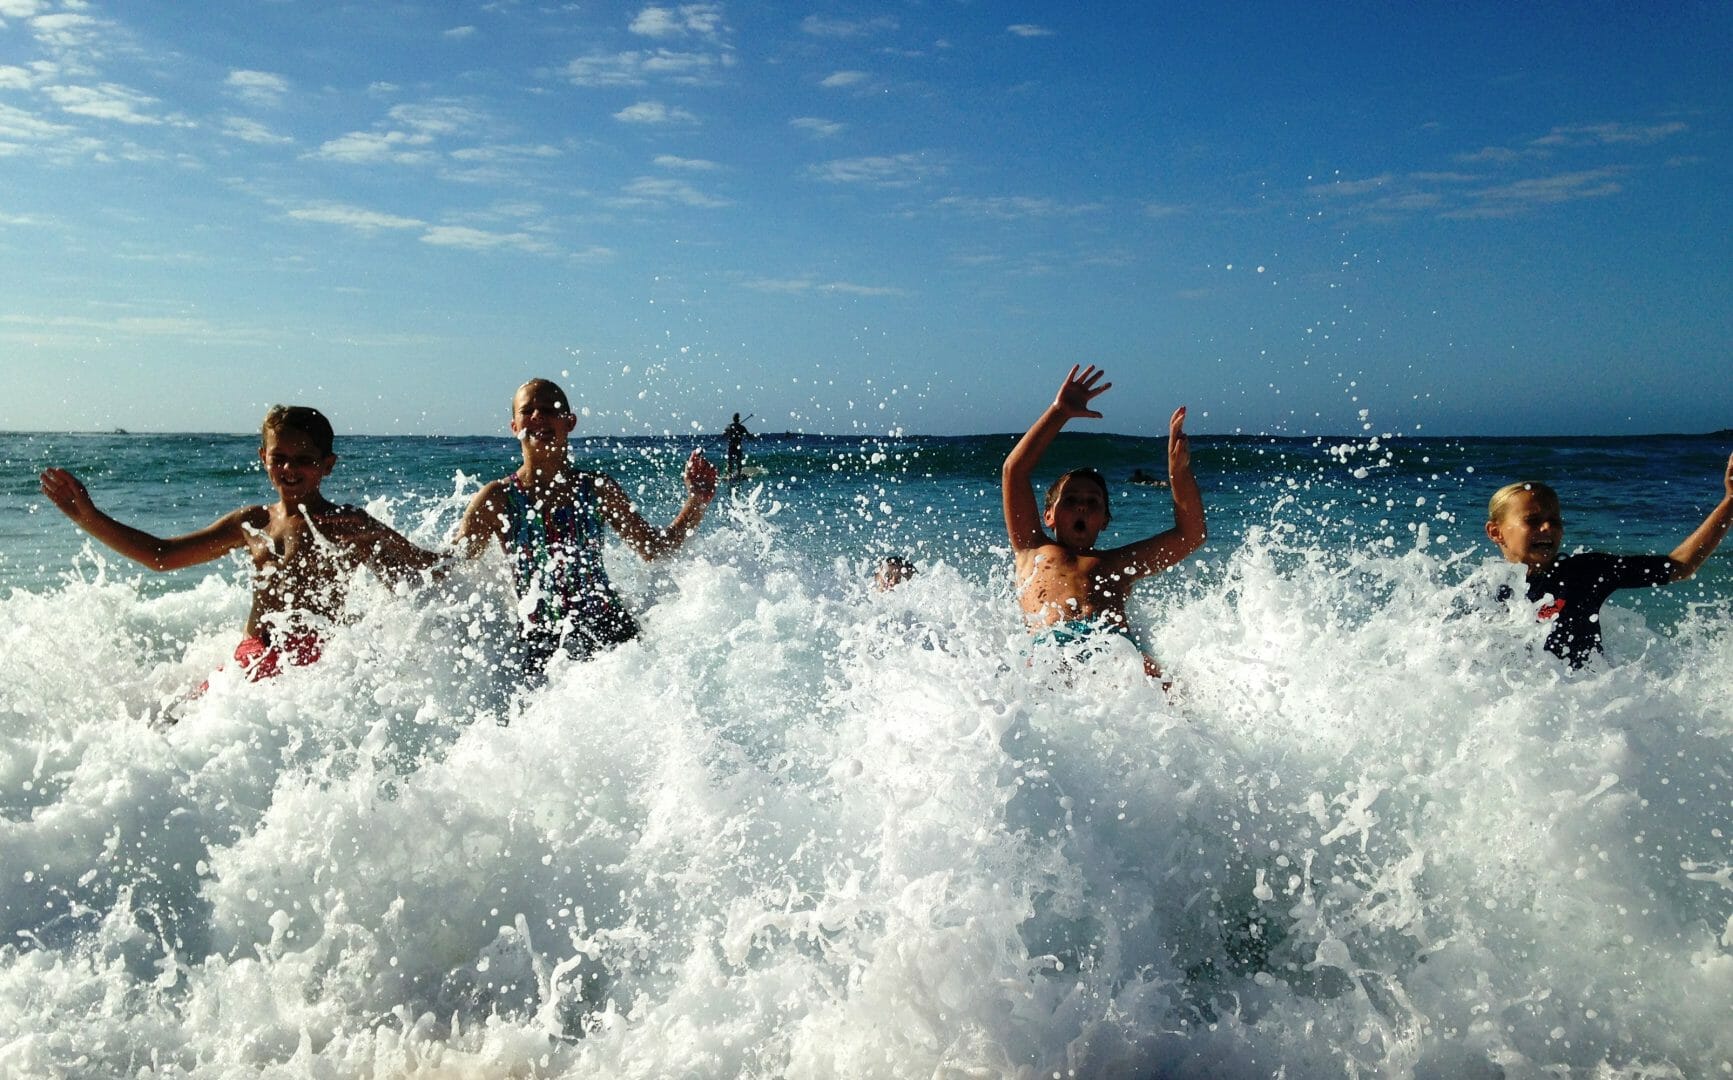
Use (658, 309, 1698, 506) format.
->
(0, 64, 41, 90)
(220, 116, 292, 145)
(790, 116, 842, 138)
(1456, 145, 1526, 165)
(310, 130, 437, 165)
(387, 102, 485, 136)
(226, 69, 288, 108)
(443, 25, 476, 39)
(420, 225, 553, 253)
(0, 101, 84, 157)
(808, 153, 934, 188)
(629, 4, 725, 39)
(933, 195, 1104, 218)
(1305, 174, 1394, 198)
(1450, 168, 1625, 217)
(43, 83, 164, 125)
(0, 0, 45, 17)
(448, 143, 561, 163)
(28, 12, 102, 52)
(616, 175, 729, 207)
(820, 70, 868, 88)
(654, 153, 719, 170)
(801, 15, 896, 37)
(1531, 121, 1687, 148)
(1006, 24, 1054, 37)
(288, 203, 425, 230)
(613, 100, 697, 125)
(563, 49, 729, 87)
(741, 277, 906, 297)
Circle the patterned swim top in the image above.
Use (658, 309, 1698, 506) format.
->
(499, 473, 634, 644)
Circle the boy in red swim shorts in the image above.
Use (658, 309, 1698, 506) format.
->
(41, 406, 444, 695)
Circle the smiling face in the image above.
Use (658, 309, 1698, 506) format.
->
(259, 426, 335, 504)
(1486, 488, 1564, 571)
(1043, 472, 1111, 550)
(510, 380, 576, 452)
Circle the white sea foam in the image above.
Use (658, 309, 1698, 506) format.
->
(2, 507, 1730, 1078)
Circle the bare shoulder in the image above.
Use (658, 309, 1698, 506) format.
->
(222, 503, 274, 533)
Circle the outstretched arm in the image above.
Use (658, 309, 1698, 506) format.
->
(1105, 406, 1206, 578)
(352, 518, 449, 586)
(38, 467, 250, 571)
(1668, 451, 1733, 581)
(1002, 364, 1110, 552)
(600, 450, 718, 561)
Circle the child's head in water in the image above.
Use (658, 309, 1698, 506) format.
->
(258, 406, 337, 504)
(875, 555, 916, 591)
(1485, 480, 1563, 571)
(1043, 468, 1111, 550)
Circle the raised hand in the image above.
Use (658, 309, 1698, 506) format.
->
(685, 449, 719, 501)
(1167, 406, 1190, 476)
(1053, 364, 1111, 421)
(39, 468, 96, 523)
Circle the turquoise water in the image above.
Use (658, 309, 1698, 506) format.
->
(2, 429, 1732, 1077)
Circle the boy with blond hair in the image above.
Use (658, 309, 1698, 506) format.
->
(1485, 451, 1733, 666)
(1002, 364, 1206, 681)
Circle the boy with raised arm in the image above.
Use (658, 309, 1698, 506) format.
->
(1002, 364, 1206, 682)
(39, 406, 444, 684)
(457, 378, 718, 678)
(1485, 452, 1733, 667)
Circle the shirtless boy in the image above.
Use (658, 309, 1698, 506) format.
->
(39, 406, 444, 683)
(1485, 452, 1733, 666)
(1002, 364, 1206, 681)
(456, 378, 718, 677)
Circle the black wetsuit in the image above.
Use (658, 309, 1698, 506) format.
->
(1499, 552, 1673, 667)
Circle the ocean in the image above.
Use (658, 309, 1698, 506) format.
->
(2, 428, 1730, 1078)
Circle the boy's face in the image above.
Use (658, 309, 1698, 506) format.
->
(1044, 475, 1109, 549)
(511, 384, 576, 449)
(259, 427, 335, 503)
(1486, 490, 1563, 571)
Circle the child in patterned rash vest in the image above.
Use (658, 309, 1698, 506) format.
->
(1484, 451, 1733, 666)
(458, 378, 717, 678)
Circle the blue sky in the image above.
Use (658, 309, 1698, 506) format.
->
(2, 1, 1728, 437)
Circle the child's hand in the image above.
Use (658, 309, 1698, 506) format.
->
(1167, 407, 1191, 475)
(1054, 364, 1111, 420)
(685, 450, 719, 502)
(39, 468, 95, 522)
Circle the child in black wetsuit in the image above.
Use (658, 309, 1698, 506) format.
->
(1484, 453, 1733, 666)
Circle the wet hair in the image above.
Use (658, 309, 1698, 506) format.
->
(516, 378, 572, 413)
(260, 405, 335, 457)
(875, 554, 916, 589)
(1487, 480, 1559, 523)
(1044, 468, 1111, 523)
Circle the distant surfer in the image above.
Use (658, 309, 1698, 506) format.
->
(1484, 453, 1733, 666)
(457, 378, 717, 680)
(1128, 468, 1169, 488)
(1002, 365, 1206, 685)
(38, 406, 445, 693)
(724, 413, 752, 480)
